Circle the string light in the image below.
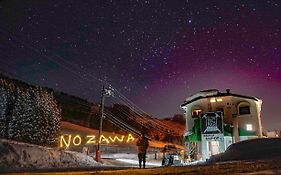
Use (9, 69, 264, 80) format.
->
(60, 135, 71, 148)
(109, 135, 124, 142)
(99, 135, 110, 144)
(73, 135, 82, 146)
(86, 135, 96, 144)
(126, 134, 135, 142)
(59, 134, 135, 148)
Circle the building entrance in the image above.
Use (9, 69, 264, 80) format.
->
(208, 141, 220, 157)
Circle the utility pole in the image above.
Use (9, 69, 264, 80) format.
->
(95, 85, 113, 162)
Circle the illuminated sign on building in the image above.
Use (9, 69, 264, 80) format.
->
(201, 112, 223, 135)
(59, 134, 135, 148)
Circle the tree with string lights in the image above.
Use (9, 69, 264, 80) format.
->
(27, 87, 61, 146)
(0, 86, 8, 138)
(8, 88, 30, 141)
(0, 78, 61, 147)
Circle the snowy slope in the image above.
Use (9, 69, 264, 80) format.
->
(0, 139, 100, 170)
(208, 138, 281, 163)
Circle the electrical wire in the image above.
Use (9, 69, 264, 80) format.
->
(0, 26, 182, 138)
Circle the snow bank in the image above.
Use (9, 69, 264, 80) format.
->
(208, 138, 281, 163)
(0, 139, 100, 170)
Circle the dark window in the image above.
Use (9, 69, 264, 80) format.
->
(216, 107, 224, 115)
(239, 106, 250, 115)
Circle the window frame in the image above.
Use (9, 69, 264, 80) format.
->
(239, 106, 251, 115)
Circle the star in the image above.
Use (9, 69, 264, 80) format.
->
(0, 0, 280, 129)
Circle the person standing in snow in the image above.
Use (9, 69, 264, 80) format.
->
(136, 133, 149, 169)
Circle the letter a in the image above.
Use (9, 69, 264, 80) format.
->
(126, 134, 135, 142)
(99, 135, 110, 144)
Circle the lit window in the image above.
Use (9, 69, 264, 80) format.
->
(210, 98, 223, 102)
(246, 124, 253, 131)
(192, 109, 202, 118)
(216, 98, 223, 102)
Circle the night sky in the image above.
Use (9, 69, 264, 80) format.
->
(0, 1, 280, 130)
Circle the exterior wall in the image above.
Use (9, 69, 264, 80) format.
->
(183, 98, 209, 135)
(183, 96, 262, 138)
(224, 136, 233, 149)
(182, 93, 262, 161)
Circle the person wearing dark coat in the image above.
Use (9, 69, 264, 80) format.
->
(136, 134, 149, 169)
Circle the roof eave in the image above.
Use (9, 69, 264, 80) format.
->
(181, 93, 261, 107)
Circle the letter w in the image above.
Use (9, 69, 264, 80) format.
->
(109, 135, 124, 142)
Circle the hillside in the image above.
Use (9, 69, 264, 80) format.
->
(60, 121, 186, 150)
(0, 74, 185, 144)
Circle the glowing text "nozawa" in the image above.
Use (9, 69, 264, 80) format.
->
(60, 134, 135, 148)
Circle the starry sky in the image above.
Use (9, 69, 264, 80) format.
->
(0, 0, 280, 130)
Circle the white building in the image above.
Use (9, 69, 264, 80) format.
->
(266, 130, 280, 138)
(181, 89, 263, 161)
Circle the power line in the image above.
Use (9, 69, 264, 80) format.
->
(108, 100, 179, 136)
(111, 95, 181, 134)
(0, 27, 150, 118)
(104, 111, 141, 135)
(0, 41, 171, 135)
(0, 26, 182, 137)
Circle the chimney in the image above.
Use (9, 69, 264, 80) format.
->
(226, 89, 230, 94)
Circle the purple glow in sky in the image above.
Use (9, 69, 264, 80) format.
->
(0, 0, 280, 129)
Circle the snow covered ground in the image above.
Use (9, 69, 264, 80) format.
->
(101, 158, 162, 168)
(0, 138, 162, 172)
(115, 159, 161, 167)
(0, 139, 101, 171)
(208, 138, 281, 163)
(96, 152, 163, 168)
(2, 138, 281, 174)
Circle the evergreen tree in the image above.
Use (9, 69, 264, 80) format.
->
(51, 92, 61, 146)
(42, 90, 61, 146)
(26, 87, 45, 145)
(0, 79, 61, 147)
(0, 87, 8, 138)
(0, 79, 16, 138)
(27, 87, 61, 146)
(8, 88, 30, 141)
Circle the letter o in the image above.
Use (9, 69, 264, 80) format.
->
(73, 135, 82, 146)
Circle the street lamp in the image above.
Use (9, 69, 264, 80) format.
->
(95, 85, 114, 162)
